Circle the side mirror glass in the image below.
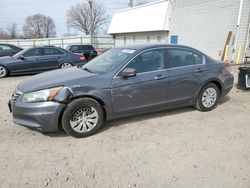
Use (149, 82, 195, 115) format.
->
(120, 68, 136, 78)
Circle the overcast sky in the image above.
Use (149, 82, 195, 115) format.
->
(0, 0, 155, 37)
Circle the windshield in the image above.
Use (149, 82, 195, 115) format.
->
(83, 48, 136, 74)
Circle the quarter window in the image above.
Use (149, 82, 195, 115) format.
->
(166, 49, 203, 68)
(44, 48, 64, 55)
(126, 49, 165, 73)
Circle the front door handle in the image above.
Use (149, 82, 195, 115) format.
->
(154, 74, 163, 80)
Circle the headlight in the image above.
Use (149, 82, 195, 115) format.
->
(22, 87, 63, 103)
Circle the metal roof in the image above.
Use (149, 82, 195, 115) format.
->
(107, 0, 171, 34)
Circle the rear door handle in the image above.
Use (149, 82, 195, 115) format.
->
(154, 74, 164, 80)
(195, 68, 205, 73)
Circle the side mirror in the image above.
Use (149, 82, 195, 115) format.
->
(120, 68, 136, 78)
(18, 55, 25, 60)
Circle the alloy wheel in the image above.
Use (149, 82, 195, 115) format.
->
(70, 107, 98, 133)
(0, 66, 7, 78)
(201, 87, 217, 108)
(61, 62, 72, 68)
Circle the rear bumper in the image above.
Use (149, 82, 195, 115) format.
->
(9, 99, 65, 132)
(221, 74, 234, 97)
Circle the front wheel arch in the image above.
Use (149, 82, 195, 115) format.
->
(57, 95, 107, 132)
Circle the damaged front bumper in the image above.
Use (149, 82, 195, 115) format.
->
(9, 99, 65, 132)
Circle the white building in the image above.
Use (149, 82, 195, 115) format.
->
(108, 0, 250, 62)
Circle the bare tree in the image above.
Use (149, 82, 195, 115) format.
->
(42, 16, 56, 38)
(7, 22, 18, 39)
(0, 27, 10, 39)
(22, 14, 56, 38)
(67, 1, 108, 35)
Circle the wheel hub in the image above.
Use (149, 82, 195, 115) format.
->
(70, 107, 98, 133)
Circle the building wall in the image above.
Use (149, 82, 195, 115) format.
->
(114, 31, 169, 47)
(169, 0, 250, 61)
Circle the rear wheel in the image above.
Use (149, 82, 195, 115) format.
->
(0, 65, 8, 78)
(60, 62, 72, 68)
(196, 83, 220, 111)
(62, 98, 104, 138)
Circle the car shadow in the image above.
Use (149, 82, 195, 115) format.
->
(45, 95, 231, 138)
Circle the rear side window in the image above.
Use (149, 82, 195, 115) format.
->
(80, 45, 95, 51)
(23, 48, 41, 57)
(44, 48, 64, 55)
(70, 46, 79, 53)
(86, 45, 95, 50)
(166, 48, 203, 68)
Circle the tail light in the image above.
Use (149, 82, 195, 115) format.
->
(224, 64, 232, 73)
(79, 55, 85, 62)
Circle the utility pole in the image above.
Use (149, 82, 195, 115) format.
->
(88, 0, 93, 44)
(129, 0, 134, 7)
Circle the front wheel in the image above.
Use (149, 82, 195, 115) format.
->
(195, 83, 220, 111)
(62, 98, 104, 138)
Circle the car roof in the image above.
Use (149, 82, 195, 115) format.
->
(116, 44, 204, 54)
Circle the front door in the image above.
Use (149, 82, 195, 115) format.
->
(11, 48, 43, 74)
(111, 48, 168, 117)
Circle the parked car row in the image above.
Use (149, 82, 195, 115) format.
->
(8, 44, 234, 138)
(0, 44, 98, 78)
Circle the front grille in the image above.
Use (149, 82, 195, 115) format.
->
(12, 89, 23, 101)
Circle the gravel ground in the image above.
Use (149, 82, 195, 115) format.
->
(0, 69, 250, 188)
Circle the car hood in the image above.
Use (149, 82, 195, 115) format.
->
(17, 67, 97, 93)
(0, 56, 14, 63)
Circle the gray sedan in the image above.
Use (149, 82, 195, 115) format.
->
(9, 44, 234, 138)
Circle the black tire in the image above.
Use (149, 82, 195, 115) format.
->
(62, 98, 104, 138)
(195, 83, 220, 112)
(0, 65, 8, 78)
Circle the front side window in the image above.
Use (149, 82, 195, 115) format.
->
(23, 48, 41, 57)
(126, 49, 165, 74)
(44, 48, 64, 55)
(166, 48, 203, 68)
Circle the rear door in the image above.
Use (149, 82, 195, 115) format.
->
(166, 47, 206, 105)
(40, 48, 65, 70)
(111, 48, 168, 117)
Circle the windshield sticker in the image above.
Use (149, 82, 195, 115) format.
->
(122, 49, 135, 54)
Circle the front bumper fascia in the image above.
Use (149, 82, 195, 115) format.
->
(9, 99, 65, 132)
